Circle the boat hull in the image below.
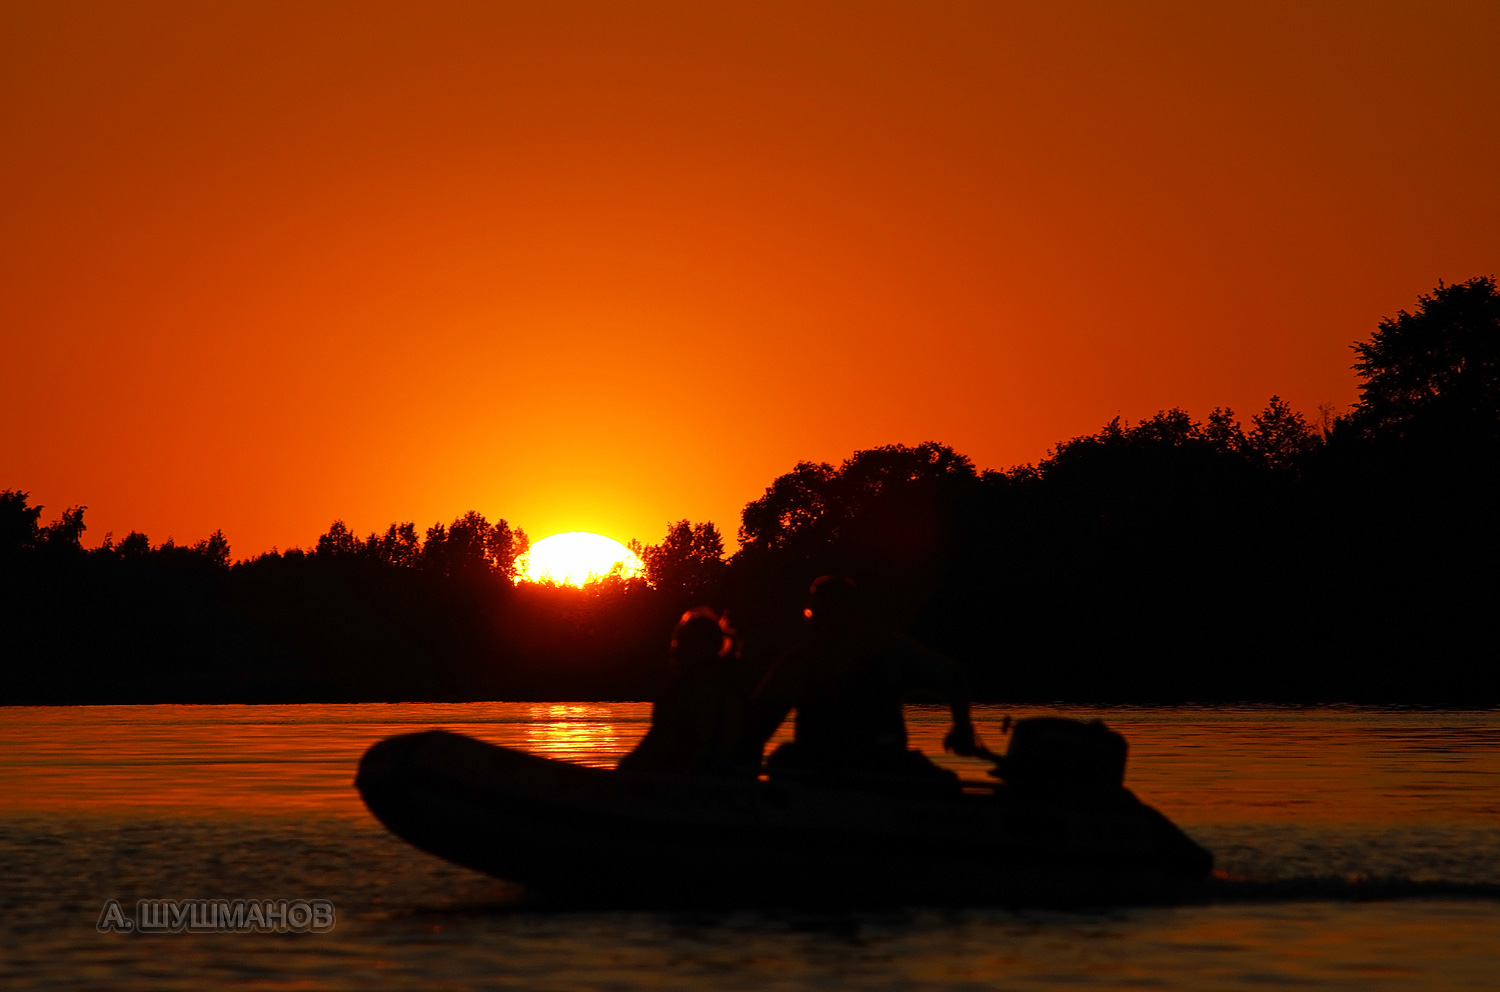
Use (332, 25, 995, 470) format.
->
(356, 729, 1213, 908)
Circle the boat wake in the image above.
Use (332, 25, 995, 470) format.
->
(1202, 873, 1500, 903)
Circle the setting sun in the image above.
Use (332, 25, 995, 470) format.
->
(520, 532, 644, 587)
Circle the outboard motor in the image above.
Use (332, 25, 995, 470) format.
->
(990, 717, 1128, 789)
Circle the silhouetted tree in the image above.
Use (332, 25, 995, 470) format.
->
(367, 521, 421, 568)
(117, 531, 152, 561)
(1205, 407, 1248, 456)
(38, 505, 87, 552)
(11, 273, 1500, 708)
(1125, 408, 1199, 448)
(486, 519, 530, 582)
(738, 442, 977, 555)
(193, 530, 232, 568)
(1035, 409, 1227, 497)
(421, 510, 529, 580)
(633, 520, 726, 603)
(315, 520, 362, 557)
(732, 443, 980, 645)
(443, 510, 493, 576)
(143, 532, 234, 568)
(0, 489, 43, 554)
(738, 461, 838, 550)
(1248, 395, 1319, 470)
(1351, 275, 1500, 445)
(422, 521, 449, 567)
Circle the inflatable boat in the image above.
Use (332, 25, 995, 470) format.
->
(355, 720, 1214, 908)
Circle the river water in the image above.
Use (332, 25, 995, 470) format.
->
(2, 703, 1498, 990)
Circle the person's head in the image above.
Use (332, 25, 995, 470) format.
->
(671, 607, 733, 668)
(803, 575, 860, 630)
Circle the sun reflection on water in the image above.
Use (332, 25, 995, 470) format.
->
(521, 704, 641, 767)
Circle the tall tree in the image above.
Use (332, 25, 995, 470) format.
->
(367, 522, 421, 568)
(738, 461, 837, 550)
(192, 530, 232, 568)
(444, 510, 493, 575)
(422, 511, 527, 579)
(1351, 275, 1500, 445)
(1248, 396, 1318, 470)
(738, 442, 976, 553)
(315, 520, 362, 557)
(0, 489, 43, 554)
(486, 520, 530, 582)
(38, 505, 87, 552)
(634, 520, 725, 602)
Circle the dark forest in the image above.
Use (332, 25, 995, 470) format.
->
(4, 277, 1497, 705)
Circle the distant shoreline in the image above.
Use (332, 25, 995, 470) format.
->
(6, 696, 1497, 709)
(6, 278, 1497, 713)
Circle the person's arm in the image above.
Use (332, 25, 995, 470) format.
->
(938, 660, 978, 757)
(744, 651, 801, 751)
(942, 702, 979, 757)
(894, 636, 980, 757)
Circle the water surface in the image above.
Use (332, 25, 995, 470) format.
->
(3, 703, 1498, 990)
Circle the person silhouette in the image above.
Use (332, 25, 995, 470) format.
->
(617, 608, 761, 778)
(748, 576, 978, 790)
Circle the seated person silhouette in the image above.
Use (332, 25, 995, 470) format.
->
(617, 608, 761, 778)
(749, 576, 978, 792)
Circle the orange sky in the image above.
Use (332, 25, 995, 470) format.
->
(3, 1, 1497, 556)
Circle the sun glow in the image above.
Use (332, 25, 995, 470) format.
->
(520, 532, 644, 587)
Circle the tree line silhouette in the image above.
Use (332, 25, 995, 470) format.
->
(3, 276, 1496, 704)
